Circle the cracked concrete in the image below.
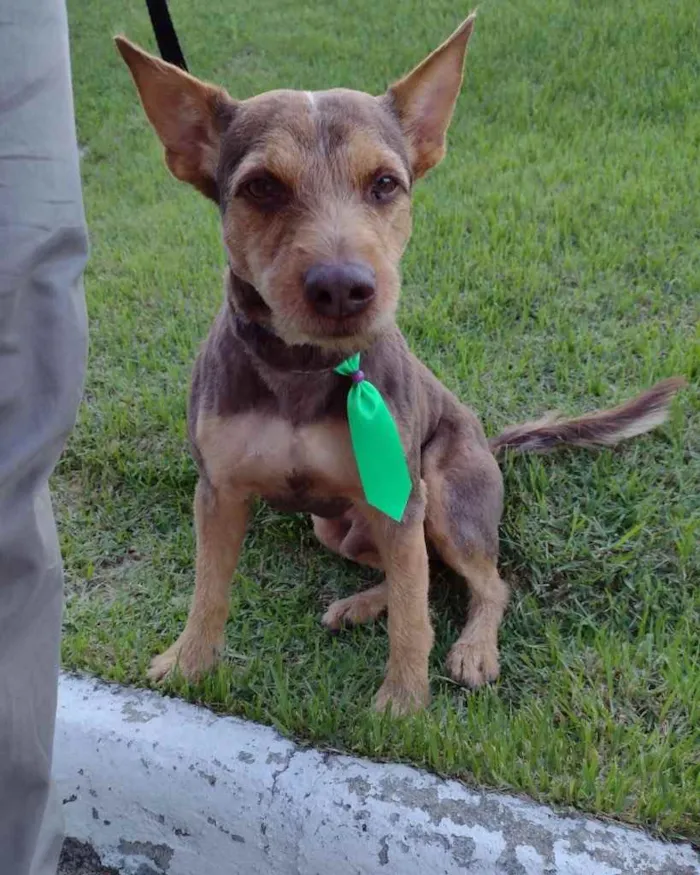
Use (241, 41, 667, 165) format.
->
(59, 837, 120, 874)
(54, 674, 699, 875)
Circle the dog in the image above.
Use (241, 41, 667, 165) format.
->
(115, 14, 684, 714)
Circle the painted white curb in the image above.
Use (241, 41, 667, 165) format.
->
(54, 674, 699, 875)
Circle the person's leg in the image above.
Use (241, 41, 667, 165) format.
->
(0, 1, 88, 873)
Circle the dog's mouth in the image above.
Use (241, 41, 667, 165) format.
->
(229, 267, 396, 352)
(227, 270, 380, 351)
(318, 313, 372, 338)
(275, 317, 377, 353)
(283, 303, 394, 352)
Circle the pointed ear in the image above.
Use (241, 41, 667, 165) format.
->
(114, 36, 236, 201)
(387, 13, 476, 179)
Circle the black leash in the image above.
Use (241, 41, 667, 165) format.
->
(145, 0, 188, 71)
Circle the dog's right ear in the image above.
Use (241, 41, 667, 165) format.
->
(114, 37, 236, 201)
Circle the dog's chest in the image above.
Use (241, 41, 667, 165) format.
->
(196, 412, 361, 516)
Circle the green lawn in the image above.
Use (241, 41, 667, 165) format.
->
(61, 0, 699, 843)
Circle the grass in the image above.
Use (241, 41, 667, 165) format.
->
(61, 0, 699, 844)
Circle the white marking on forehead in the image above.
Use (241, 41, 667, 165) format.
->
(305, 91, 317, 111)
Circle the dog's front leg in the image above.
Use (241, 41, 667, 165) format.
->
(148, 479, 249, 682)
(369, 483, 433, 715)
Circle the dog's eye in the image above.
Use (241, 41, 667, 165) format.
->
(370, 174, 400, 203)
(240, 175, 287, 205)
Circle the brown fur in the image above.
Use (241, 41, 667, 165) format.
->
(489, 377, 686, 454)
(116, 16, 685, 714)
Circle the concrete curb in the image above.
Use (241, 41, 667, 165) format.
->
(54, 674, 699, 875)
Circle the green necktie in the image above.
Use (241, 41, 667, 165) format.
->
(335, 353, 412, 522)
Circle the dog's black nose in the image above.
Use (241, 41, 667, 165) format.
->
(304, 262, 376, 318)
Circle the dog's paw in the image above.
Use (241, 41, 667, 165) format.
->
(373, 676, 430, 716)
(322, 587, 387, 631)
(147, 633, 222, 684)
(446, 638, 500, 689)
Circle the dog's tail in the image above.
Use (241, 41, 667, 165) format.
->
(489, 377, 686, 456)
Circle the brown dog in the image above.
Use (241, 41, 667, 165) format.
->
(115, 15, 684, 714)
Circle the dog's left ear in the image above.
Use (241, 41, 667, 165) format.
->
(387, 13, 476, 179)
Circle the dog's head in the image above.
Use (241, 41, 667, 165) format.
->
(116, 14, 475, 350)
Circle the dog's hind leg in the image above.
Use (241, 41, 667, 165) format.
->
(322, 581, 388, 630)
(312, 507, 382, 569)
(441, 550, 508, 688)
(314, 509, 388, 630)
(425, 420, 509, 688)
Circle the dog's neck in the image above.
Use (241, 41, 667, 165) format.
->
(226, 268, 354, 374)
